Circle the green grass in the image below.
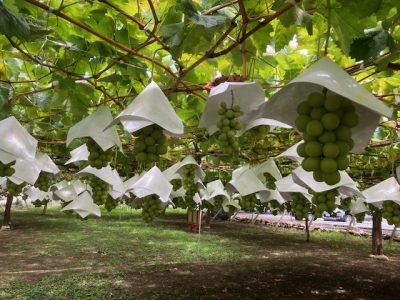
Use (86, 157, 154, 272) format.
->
(0, 206, 399, 299)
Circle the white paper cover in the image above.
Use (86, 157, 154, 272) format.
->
(106, 81, 184, 135)
(163, 162, 183, 181)
(77, 165, 125, 197)
(66, 106, 122, 151)
(129, 166, 172, 203)
(226, 166, 269, 196)
(54, 180, 87, 202)
(65, 144, 89, 165)
(0, 116, 37, 162)
(61, 191, 101, 218)
(247, 57, 393, 153)
(275, 174, 312, 202)
(25, 186, 49, 201)
(176, 156, 205, 181)
(199, 82, 266, 136)
(291, 167, 363, 197)
(349, 197, 369, 214)
(252, 158, 282, 182)
(275, 141, 304, 163)
(363, 177, 400, 205)
(201, 180, 230, 202)
(240, 118, 292, 135)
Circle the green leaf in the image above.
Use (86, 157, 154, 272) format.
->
(0, 84, 10, 109)
(274, 24, 297, 51)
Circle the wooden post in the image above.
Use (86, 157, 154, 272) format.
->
(305, 216, 310, 243)
(2, 194, 13, 228)
(372, 214, 383, 255)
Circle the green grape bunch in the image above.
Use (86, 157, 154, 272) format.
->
(104, 196, 119, 212)
(382, 201, 400, 227)
(181, 165, 198, 206)
(295, 91, 359, 185)
(291, 193, 311, 220)
(264, 172, 277, 190)
(141, 194, 162, 222)
(340, 197, 352, 211)
(216, 101, 243, 154)
(133, 124, 168, 164)
(171, 179, 182, 191)
(213, 195, 224, 208)
(172, 197, 187, 209)
(311, 189, 338, 217)
(0, 161, 15, 177)
(6, 179, 26, 196)
(268, 199, 285, 215)
(355, 212, 365, 223)
(87, 138, 114, 169)
(89, 176, 109, 205)
(35, 172, 53, 192)
(239, 193, 258, 212)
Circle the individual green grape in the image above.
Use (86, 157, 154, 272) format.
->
(86, 138, 114, 169)
(239, 193, 258, 211)
(0, 161, 15, 177)
(295, 92, 358, 185)
(89, 176, 109, 205)
(311, 189, 338, 217)
(216, 101, 243, 154)
(35, 172, 53, 192)
(290, 193, 310, 220)
(133, 124, 168, 164)
(141, 194, 162, 222)
(382, 201, 400, 227)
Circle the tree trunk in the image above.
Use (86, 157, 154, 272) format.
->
(305, 216, 310, 243)
(372, 215, 383, 255)
(2, 194, 13, 227)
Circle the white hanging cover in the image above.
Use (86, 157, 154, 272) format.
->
(240, 118, 292, 135)
(25, 186, 49, 201)
(170, 186, 186, 200)
(222, 198, 240, 212)
(61, 191, 101, 218)
(54, 180, 88, 202)
(128, 166, 172, 203)
(246, 57, 393, 153)
(275, 174, 312, 202)
(349, 197, 369, 214)
(199, 82, 266, 136)
(251, 158, 282, 183)
(226, 166, 270, 199)
(275, 141, 304, 163)
(259, 189, 286, 205)
(66, 106, 122, 151)
(363, 177, 400, 207)
(65, 144, 89, 165)
(105, 81, 184, 135)
(163, 162, 183, 181)
(176, 156, 205, 181)
(291, 167, 363, 198)
(77, 165, 125, 199)
(201, 180, 230, 203)
(0, 116, 38, 164)
(123, 174, 140, 194)
(8, 152, 60, 185)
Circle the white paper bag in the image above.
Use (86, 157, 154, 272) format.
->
(65, 144, 89, 165)
(275, 141, 304, 163)
(275, 174, 312, 202)
(226, 166, 269, 196)
(67, 106, 122, 151)
(0, 116, 37, 163)
(199, 82, 266, 136)
(247, 57, 393, 153)
(106, 81, 184, 135)
(61, 191, 101, 218)
(363, 177, 400, 205)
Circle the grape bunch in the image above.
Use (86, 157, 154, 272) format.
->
(141, 194, 162, 222)
(382, 201, 400, 227)
(6, 179, 26, 196)
(171, 179, 182, 191)
(264, 172, 277, 190)
(268, 199, 285, 215)
(104, 196, 119, 212)
(33, 199, 49, 208)
(216, 101, 243, 154)
(213, 195, 224, 208)
(0, 161, 14, 177)
(295, 91, 359, 185)
(340, 197, 352, 211)
(256, 201, 268, 214)
(181, 165, 198, 207)
(172, 197, 187, 209)
(89, 176, 109, 205)
(133, 125, 168, 164)
(86, 138, 114, 169)
(355, 212, 366, 223)
(311, 189, 338, 217)
(291, 193, 311, 220)
(239, 193, 258, 211)
(35, 172, 53, 192)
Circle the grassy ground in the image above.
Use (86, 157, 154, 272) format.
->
(0, 206, 399, 299)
